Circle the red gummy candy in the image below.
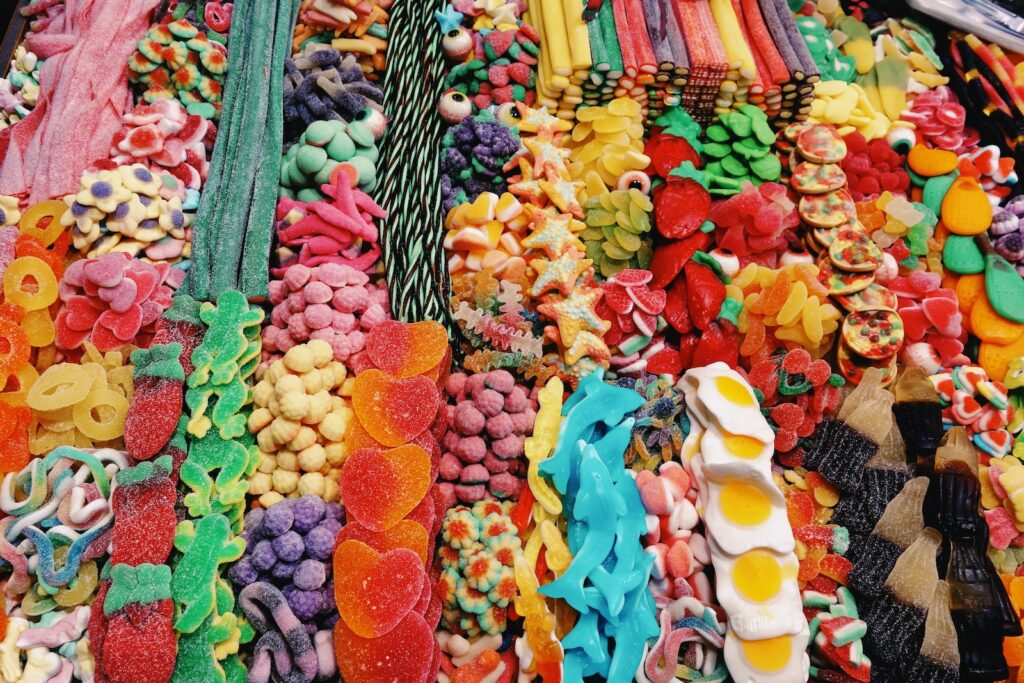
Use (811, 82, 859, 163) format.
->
(786, 491, 815, 527)
(340, 446, 432, 532)
(691, 321, 738, 368)
(334, 611, 434, 683)
(795, 524, 833, 548)
(335, 520, 429, 564)
(819, 554, 853, 584)
(649, 231, 710, 289)
(654, 178, 710, 239)
(124, 375, 183, 461)
(352, 370, 440, 447)
(364, 321, 449, 379)
(102, 598, 177, 683)
(646, 348, 683, 375)
(684, 263, 725, 331)
(111, 475, 177, 566)
(646, 134, 702, 178)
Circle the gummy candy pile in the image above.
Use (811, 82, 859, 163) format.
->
(6, 0, 1024, 680)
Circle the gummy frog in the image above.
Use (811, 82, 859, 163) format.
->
(171, 514, 245, 634)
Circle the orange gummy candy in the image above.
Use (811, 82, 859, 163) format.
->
(740, 315, 766, 357)
(333, 539, 426, 638)
(0, 320, 31, 379)
(0, 403, 31, 473)
(364, 320, 449, 379)
(758, 275, 793, 317)
(335, 519, 429, 563)
(351, 370, 440, 447)
(452, 651, 502, 683)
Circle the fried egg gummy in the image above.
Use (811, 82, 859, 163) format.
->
(681, 362, 810, 682)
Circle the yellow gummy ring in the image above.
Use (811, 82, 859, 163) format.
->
(28, 364, 94, 411)
(18, 200, 68, 247)
(4, 257, 58, 312)
(21, 309, 55, 347)
(72, 388, 128, 441)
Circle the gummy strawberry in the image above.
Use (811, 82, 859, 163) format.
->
(684, 262, 725, 331)
(649, 231, 710, 289)
(654, 177, 710, 239)
(646, 133, 702, 178)
(151, 295, 204, 376)
(647, 348, 683, 375)
(691, 321, 738, 368)
(663, 277, 691, 334)
(124, 343, 185, 461)
(111, 457, 177, 566)
(102, 592, 177, 683)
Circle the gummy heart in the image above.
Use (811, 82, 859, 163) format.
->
(334, 611, 434, 683)
(335, 520, 429, 563)
(352, 370, 440, 447)
(333, 539, 426, 638)
(83, 253, 128, 287)
(340, 445, 431, 531)
(364, 321, 448, 379)
(97, 278, 139, 314)
(920, 297, 961, 337)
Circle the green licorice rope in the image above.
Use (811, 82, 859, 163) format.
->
(375, 0, 454, 330)
(185, 0, 298, 302)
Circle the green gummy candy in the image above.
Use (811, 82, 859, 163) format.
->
(347, 120, 375, 147)
(705, 161, 724, 177)
(104, 563, 172, 615)
(702, 142, 731, 158)
(906, 166, 928, 187)
(922, 173, 957, 216)
(705, 125, 730, 143)
(943, 235, 984, 274)
(717, 296, 743, 325)
(314, 159, 341, 186)
(325, 131, 355, 161)
(131, 343, 185, 381)
(171, 514, 245, 634)
(738, 104, 768, 123)
(749, 153, 782, 181)
(721, 155, 747, 177)
(750, 118, 776, 147)
(171, 616, 227, 683)
(304, 120, 335, 146)
(982, 237, 1024, 323)
(117, 455, 173, 488)
(721, 112, 752, 138)
(295, 188, 323, 202)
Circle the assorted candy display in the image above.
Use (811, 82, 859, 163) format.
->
(9, 0, 1024, 680)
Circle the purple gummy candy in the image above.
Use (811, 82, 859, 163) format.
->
(292, 496, 326, 533)
(293, 559, 327, 591)
(243, 508, 266, 538)
(324, 502, 343, 521)
(317, 516, 342, 538)
(303, 526, 335, 562)
(272, 531, 305, 563)
(252, 540, 278, 572)
(228, 557, 260, 586)
(270, 560, 299, 582)
(263, 503, 295, 537)
(283, 585, 323, 621)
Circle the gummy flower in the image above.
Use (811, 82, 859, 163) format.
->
(480, 511, 512, 540)
(486, 534, 522, 567)
(76, 171, 132, 213)
(443, 508, 481, 550)
(438, 567, 460, 608)
(439, 544, 462, 571)
(477, 604, 508, 634)
(456, 583, 490, 615)
(0, 195, 21, 227)
(119, 163, 162, 197)
(463, 551, 501, 592)
(486, 566, 517, 607)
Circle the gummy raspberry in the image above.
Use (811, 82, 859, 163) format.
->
(483, 370, 515, 394)
(272, 530, 305, 562)
(292, 496, 326, 533)
(805, 359, 832, 386)
(293, 559, 327, 591)
(775, 428, 799, 453)
(263, 503, 295, 537)
(228, 557, 259, 586)
(475, 389, 505, 417)
(270, 559, 299, 581)
(304, 526, 335, 561)
(770, 403, 804, 430)
(251, 540, 278, 572)
(283, 585, 323, 621)
(781, 349, 811, 374)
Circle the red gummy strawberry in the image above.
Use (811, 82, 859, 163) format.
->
(151, 295, 205, 375)
(649, 231, 710, 289)
(684, 262, 725, 332)
(646, 133, 702, 178)
(647, 348, 683, 375)
(124, 343, 185, 461)
(102, 596, 177, 683)
(691, 321, 739, 368)
(663, 277, 691, 334)
(111, 457, 177, 566)
(654, 177, 710, 239)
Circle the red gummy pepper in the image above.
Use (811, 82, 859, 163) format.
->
(684, 262, 725, 332)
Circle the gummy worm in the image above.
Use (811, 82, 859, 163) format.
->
(0, 517, 32, 595)
(239, 582, 318, 682)
(23, 514, 112, 587)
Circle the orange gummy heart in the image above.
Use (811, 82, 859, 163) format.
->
(335, 519, 429, 563)
(340, 445, 431, 531)
(334, 610, 434, 683)
(352, 369, 439, 447)
(364, 320, 449, 379)
(333, 539, 425, 638)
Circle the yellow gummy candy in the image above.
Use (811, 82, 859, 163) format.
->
(4, 256, 58, 311)
(539, 520, 572, 574)
(72, 388, 128, 441)
(27, 364, 95, 411)
(801, 297, 824, 344)
(21, 309, 54, 347)
(776, 281, 808, 327)
(18, 200, 67, 247)
(525, 377, 564, 516)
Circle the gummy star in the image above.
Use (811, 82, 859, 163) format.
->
(490, 3, 518, 28)
(521, 210, 585, 260)
(536, 286, 609, 348)
(511, 103, 573, 134)
(434, 5, 465, 33)
(539, 169, 584, 218)
(474, 0, 507, 16)
(562, 329, 612, 365)
(507, 158, 546, 205)
(530, 250, 592, 298)
(524, 130, 571, 180)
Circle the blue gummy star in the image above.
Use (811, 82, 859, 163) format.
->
(434, 5, 464, 34)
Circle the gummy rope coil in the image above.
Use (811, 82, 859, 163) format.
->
(375, 0, 454, 331)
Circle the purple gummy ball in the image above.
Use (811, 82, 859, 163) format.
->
(292, 496, 326, 533)
(324, 502, 344, 522)
(271, 531, 305, 563)
(251, 540, 278, 572)
(318, 516, 342, 538)
(242, 508, 266, 539)
(293, 559, 327, 591)
(283, 585, 323, 621)
(263, 503, 295, 537)
(270, 560, 299, 582)
(304, 526, 335, 561)
(227, 557, 259, 586)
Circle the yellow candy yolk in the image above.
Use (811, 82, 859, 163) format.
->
(722, 433, 765, 459)
(741, 635, 793, 672)
(733, 551, 782, 603)
(715, 375, 755, 407)
(720, 483, 771, 526)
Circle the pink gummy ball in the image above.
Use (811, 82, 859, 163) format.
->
(453, 403, 485, 436)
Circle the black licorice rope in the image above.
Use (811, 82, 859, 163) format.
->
(375, 0, 454, 329)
